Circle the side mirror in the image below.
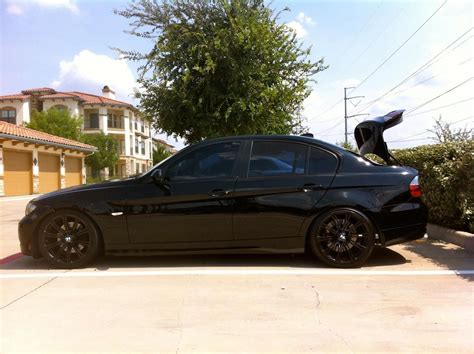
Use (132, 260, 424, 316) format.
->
(151, 168, 165, 185)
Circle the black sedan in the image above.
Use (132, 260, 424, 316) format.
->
(19, 110, 427, 268)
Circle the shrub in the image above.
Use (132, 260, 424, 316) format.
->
(392, 141, 473, 232)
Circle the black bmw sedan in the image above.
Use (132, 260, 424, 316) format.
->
(19, 110, 427, 269)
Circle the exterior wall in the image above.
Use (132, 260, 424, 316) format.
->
(42, 98, 80, 116)
(0, 100, 30, 125)
(0, 140, 87, 196)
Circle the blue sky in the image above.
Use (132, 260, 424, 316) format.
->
(1, 0, 473, 149)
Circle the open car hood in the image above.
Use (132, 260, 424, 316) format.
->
(354, 109, 404, 165)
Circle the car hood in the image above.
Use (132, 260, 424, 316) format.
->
(32, 177, 137, 204)
(354, 109, 404, 165)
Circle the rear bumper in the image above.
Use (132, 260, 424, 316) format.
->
(382, 223, 427, 246)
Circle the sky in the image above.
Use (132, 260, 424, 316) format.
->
(1, 0, 473, 150)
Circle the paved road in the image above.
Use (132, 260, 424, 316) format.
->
(1, 196, 473, 353)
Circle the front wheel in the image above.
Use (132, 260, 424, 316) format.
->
(37, 210, 101, 269)
(309, 208, 375, 268)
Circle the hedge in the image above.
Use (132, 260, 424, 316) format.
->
(392, 140, 474, 233)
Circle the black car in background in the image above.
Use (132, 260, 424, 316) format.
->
(19, 110, 427, 269)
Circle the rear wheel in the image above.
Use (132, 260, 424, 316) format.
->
(38, 210, 100, 269)
(309, 208, 375, 268)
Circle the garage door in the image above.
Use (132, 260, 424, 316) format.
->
(39, 153, 60, 193)
(65, 157, 82, 187)
(3, 150, 32, 196)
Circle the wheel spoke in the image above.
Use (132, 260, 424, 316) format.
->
(73, 245, 85, 258)
(66, 246, 72, 263)
(62, 215, 70, 232)
(317, 235, 333, 242)
(44, 232, 60, 238)
(46, 241, 63, 250)
(72, 217, 78, 232)
(76, 229, 89, 237)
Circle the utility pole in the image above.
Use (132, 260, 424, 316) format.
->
(344, 87, 369, 145)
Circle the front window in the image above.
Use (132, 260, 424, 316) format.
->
(0, 107, 16, 124)
(248, 141, 307, 177)
(166, 142, 240, 180)
(85, 113, 99, 129)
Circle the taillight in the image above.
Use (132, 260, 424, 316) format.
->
(409, 175, 422, 198)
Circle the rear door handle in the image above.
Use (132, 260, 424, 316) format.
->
(208, 189, 231, 197)
(299, 184, 324, 192)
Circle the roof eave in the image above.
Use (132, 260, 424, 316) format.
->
(0, 133, 97, 153)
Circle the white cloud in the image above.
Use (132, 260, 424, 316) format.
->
(51, 50, 138, 102)
(5, 0, 79, 15)
(287, 21, 308, 39)
(297, 12, 315, 26)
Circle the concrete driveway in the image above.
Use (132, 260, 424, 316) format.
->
(1, 196, 473, 353)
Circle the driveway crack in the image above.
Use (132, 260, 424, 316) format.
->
(1, 270, 69, 310)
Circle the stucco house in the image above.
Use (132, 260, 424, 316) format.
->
(0, 86, 162, 178)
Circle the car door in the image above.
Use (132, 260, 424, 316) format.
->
(233, 140, 338, 241)
(126, 141, 242, 244)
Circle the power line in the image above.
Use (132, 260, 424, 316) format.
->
(405, 97, 474, 118)
(350, 0, 447, 94)
(352, 27, 474, 114)
(406, 77, 474, 115)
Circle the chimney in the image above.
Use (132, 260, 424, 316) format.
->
(102, 85, 115, 99)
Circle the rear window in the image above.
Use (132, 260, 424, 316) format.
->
(308, 147, 338, 175)
(249, 141, 307, 177)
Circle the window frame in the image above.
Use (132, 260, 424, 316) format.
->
(0, 107, 17, 124)
(164, 141, 243, 182)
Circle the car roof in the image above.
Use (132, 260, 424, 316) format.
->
(195, 134, 346, 154)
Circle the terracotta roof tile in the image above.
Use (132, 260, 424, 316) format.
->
(21, 87, 56, 94)
(0, 94, 31, 101)
(40, 93, 85, 101)
(0, 121, 96, 152)
(68, 91, 134, 107)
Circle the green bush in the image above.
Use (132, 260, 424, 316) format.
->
(392, 141, 474, 232)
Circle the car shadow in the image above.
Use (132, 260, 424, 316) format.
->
(401, 239, 473, 282)
(1, 247, 407, 270)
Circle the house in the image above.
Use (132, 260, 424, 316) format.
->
(0, 121, 96, 196)
(0, 86, 158, 178)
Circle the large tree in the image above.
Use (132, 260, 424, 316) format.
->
(116, 0, 326, 143)
(81, 133, 119, 177)
(26, 108, 83, 141)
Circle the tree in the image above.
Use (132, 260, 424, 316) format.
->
(336, 140, 357, 152)
(429, 116, 473, 143)
(26, 108, 83, 141)
(153, 144, 173, 165)
(116, 0, 327, 143)
(81, 133, 119, 177)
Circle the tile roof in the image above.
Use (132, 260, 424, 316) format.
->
(0, 94, 31, 101)
(68, 91, 134, 108)
(21, 87, 56, 94)
(0, 121, 97, 152)
(40, 93, 85, 101)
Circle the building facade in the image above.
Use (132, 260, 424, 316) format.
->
(0, 121, 96, 196)
(0, 86, 158, 178)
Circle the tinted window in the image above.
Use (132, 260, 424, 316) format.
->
(249, 141, 307, 177)
(308, 147, 338, 175)
(167, 142, 240, 180)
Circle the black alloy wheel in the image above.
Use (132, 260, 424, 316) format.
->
(309, 208, 375, 268)
(38, 210, 100, 269)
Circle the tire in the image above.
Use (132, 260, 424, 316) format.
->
(309, 208, 375, 268)
(37, 210, 101, 269)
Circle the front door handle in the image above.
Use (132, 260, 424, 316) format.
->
(299, 184, 324, 192)
(208, 189, 231, 197)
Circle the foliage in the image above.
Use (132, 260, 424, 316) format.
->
(392, 141, 474, 232)
(336, 140, 356, 152)
(81, 133, 119, 177)
(26, 108, 83, 141)
(153, 144, 173, 165)
(428, 116, 473, 143)
(116, 0, 327, 143)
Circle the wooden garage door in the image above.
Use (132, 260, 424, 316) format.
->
(65, 157, 82, 187)
(3, 150, 32, 196)
(39, 153, 60, 193)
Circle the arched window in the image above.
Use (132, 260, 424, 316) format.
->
(51, 104, 68, 113)
(0, 107, 16, 124)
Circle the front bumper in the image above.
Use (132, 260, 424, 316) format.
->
(18, 204, 54, 258)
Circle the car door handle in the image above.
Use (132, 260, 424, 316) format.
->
(208, 189, 231, 197)
(299, 184, 324, 192)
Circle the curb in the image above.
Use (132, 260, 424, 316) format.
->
(427, 223, 474, 252)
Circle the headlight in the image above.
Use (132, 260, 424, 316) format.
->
(25, 202, 38, 216)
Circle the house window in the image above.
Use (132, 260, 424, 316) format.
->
(135, 138, 139, 154)
(136, 163, 140, 173)
(0, 107, 16, 124)
(51, 104, 68, 113)
(107, 113, 123, 129)
(141, 141, 145, 155)
(85, 113, 99, 129)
